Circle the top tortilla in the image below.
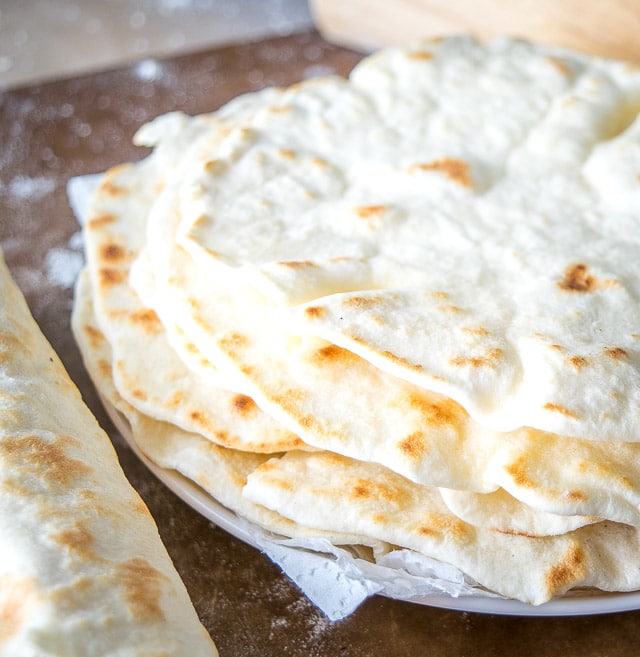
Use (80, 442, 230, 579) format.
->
(171, 35, 640, 442)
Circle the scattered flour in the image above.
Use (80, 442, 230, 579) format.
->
(135, 58, 164, 81)
(5, 175, 57, 201)
(303, 64, 338, 80)
(44, 231, 85, 289)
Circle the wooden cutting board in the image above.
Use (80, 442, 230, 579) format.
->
(310, 0, 640, 60)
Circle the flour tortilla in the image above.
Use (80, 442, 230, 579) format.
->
(439, 487, 599, 537)
(0, 249, 217, 656)
(72, 267, 376, 549)
(171, 35, 640, 443)
(133, 189, 640, 527)
(243, 450, 640, 605)
(81, 109, 304, 453)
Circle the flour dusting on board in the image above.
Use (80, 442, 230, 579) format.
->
(45, 240, 85, 288)
(5, 175, 56, 201)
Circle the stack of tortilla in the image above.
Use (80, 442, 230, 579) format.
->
(72, 35, 640, 606)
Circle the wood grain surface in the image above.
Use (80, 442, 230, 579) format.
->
(1, 29, 640, 657)
(311, 0, 640, 60)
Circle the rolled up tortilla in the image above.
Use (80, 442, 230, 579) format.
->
(0, 247, 217, 656)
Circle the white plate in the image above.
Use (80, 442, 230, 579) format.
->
(103, 400, 640, 617)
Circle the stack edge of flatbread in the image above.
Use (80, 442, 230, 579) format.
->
(0, 248, 218, 655)
(72, 35, 640, 606)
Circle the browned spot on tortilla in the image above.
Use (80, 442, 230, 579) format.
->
(311, 344, 356, 365)
(202, 247, 221, 261)
(604, 346, 628, 360)
(304, 305, 325, 320)
(0, 435, 90, 489)
(269, 476, 294, 492)
(100, 242, 128, 263)
(566, 490, 588, 502)
(621, 474, 635, 489)
(504, 457, 535, 488)
(496, 527, 539, 538)
(547, 56, 570, 75)
(101, 180, 127, 196)
(558, 263, 594, 292)
(0, 332, 22, 360)
(218, 332, 249, 356)
(543, 402, 579, 419)
(298, 414, 319, 431)
(189, 410, 208, 426)
(268, 104, 293, 113)
(113, 558, 167, 622)
(0, 577, 37, 642)
(183, 340, 199, 355)
(255, 460, 278, 474)
(557, 263, 618, 292)
(407, 50, 434, 60)
(417, 525, 440, 538)
(131, 389, 148, 402)
(312, 157, 329, 167)
(87, 213, 116, 228)
(167, 391, 185, 407)
(276, 260, 315, 268)
(192, 214, 209, 229)
(83, 324, 104, 349)
(545, 544, 587, 594)
(398, 431, 428, 459)
(129, 308, 162, 334)
(52, 521, 97, 561)
(279, 148, 296, 158)
(376, 348, 424, 372)
(232, 394, 257, 417)
(342, 295, 383, 309)
(350, 478, 406, 505)
(238, 363, 256, 378)
(549, 344, 564, 352)
(322, 452, 350, 467)
(355, 205, 387, 218)
(213, 429, 229, 445)
(409, 393, 462, 428)
(204, 159, 223, 173)
(568, 355, 589, 369)
(98, 358, 112, 380)
(461, 326, 490, 336)
(437, 304, 463, 313)
(449, 348, 503, 369)
(99, 268, 127, 287)
(418, 513, 471, 542)
(409, 158, 472, 187)
(130, 495, 152, 519)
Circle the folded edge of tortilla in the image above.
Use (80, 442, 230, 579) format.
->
(0, 248, 217, 656)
